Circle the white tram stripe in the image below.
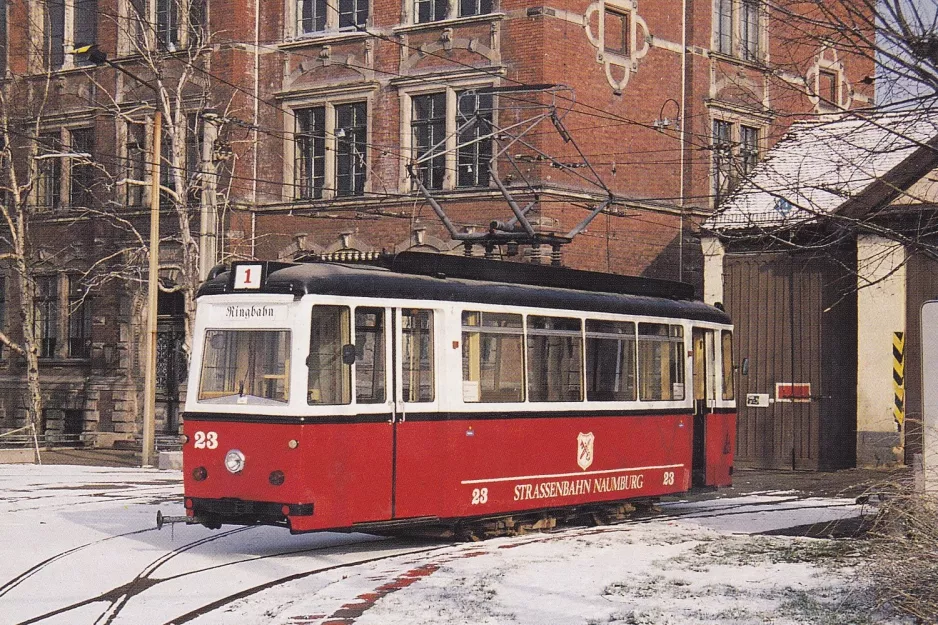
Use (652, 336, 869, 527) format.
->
(460, 463, 685, 485)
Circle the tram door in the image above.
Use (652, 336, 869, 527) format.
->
(389, 307, 438, 519)
(692, 328, 717, 486)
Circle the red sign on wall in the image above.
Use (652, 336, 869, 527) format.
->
(776, 383, 811, 402)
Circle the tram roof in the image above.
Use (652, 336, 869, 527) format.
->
(198, 253, 731, 324)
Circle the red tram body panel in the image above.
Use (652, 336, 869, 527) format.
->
(178, 253, 737, 533)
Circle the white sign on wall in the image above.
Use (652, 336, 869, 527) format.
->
(746, 393, 770, 408)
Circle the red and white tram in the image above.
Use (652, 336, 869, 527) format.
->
(178, 252, 736, 534)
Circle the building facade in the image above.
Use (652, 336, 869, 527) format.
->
(0, 0, 873, 447)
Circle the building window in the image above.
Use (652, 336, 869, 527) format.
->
(67, 276, 91, 359)
(293, 101, 367, 200)
(35, 133, 63, 210)
(715, 0, 733, 55)
(818, 69, 839, 106)
(712, 118, 762, 205)
(459, 0, 491, 17)
(294, 102, 368, 200)
(125, 122, 147, 207)
(296, 106, 325, 199)
(412, 0, 491, 22)
(714, 0, 762, 61)
(185, 113, 204, 204)
(407, 87, 493, 192)
(412, 93, 447, 190)
(46, 0, 66, 70)
(126, 0, 203, 52)
(156, 0, 178, 48)
(740, 125, 759, 176)
(456, 90, 492, 188)
(297, 0, 367, 35)
(712, 119, 733, 204)
(339, 0, 368, 28)
(298, 0, 326, 33)
(35, 276, 58, 359)
(335, 102, 367, 197)
(34, 128, 95, 209)
(45, 0, 97, 70)
(740, 0, 759, 61)
(604, 8, 630, 56)
(69, 127, 94, 208)
(415, 0, 447, 22)
(158, 115, 201, 206)
(0, 0, 8, 76)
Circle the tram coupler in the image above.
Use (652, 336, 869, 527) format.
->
(156, 510, 203, 530)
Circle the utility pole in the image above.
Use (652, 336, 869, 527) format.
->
(142, 110, 161, 467)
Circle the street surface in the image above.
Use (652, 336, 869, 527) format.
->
(0, 465, 896, 625)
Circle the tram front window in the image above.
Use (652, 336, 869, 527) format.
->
(199, 330, 291, 404)
(308, 305, 352, 405)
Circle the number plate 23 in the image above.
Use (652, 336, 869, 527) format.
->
(193, 431, 218, 449)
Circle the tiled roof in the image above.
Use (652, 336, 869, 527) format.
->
(706, 111, 938, 231)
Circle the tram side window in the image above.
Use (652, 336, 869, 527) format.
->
(355, 307, 386, 404)
(638, 323, 685, 401)
(199, 330, 291, 403)
(462, 311, 524, 403)
(586, 320, 636, 401)
(722, 330, 735, 400)
(527, 316, 583, 402)
(308, 305, 351, 405)
(402, 309, 434, 402)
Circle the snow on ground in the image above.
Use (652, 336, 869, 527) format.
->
(0, 465, 895, 625)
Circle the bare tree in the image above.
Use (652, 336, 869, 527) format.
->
(0, 0, 229, 438)
(77, 0, 229, 356)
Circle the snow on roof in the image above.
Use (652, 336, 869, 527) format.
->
(706, 110, 938, 232)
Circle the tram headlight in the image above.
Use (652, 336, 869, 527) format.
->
(224, 449, 246, 474)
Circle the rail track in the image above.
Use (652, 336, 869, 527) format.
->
(3, 493, 868, 625)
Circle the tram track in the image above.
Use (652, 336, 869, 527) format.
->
(6, 493, 869, 625)
(8, 527, 439, 625)
(159, 497, 870, 624)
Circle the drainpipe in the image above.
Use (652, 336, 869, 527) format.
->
(252, 0, 260, 259)
(679, 0, 687, 282)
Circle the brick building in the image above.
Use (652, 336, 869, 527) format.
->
(0, 0, 874, 445)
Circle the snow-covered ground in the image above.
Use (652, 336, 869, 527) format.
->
(0, 465, 893, 625)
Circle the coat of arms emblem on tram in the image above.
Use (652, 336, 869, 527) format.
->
(577, 432, 595, 470)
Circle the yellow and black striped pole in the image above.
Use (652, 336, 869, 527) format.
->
(893, 331, 905, 431)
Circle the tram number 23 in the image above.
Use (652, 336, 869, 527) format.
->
(193, 431, 219, 449)
(471, 488, 489, 505)
(662, 471, 675, 486)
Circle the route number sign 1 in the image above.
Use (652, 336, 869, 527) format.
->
(234, 264, 263, 289)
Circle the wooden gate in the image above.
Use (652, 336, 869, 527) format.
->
(724, 251, 856, 470)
